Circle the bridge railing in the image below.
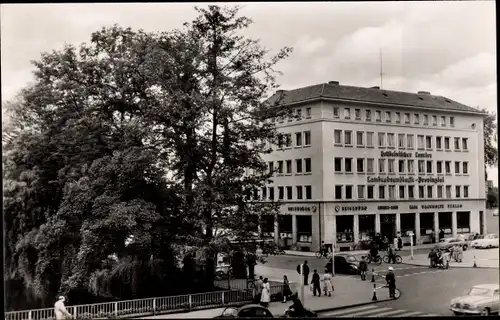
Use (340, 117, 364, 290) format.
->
(5, 284, 285, 320)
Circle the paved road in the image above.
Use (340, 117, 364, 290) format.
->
(318, 304, 439, 317)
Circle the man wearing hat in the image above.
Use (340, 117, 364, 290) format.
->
(54, 296, 72, 319)
(385, 267, 396, 299)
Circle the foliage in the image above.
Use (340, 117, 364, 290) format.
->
(486, 188, 498, 208)
(482, 109, 498, 174)
(3, 5, 292, 310)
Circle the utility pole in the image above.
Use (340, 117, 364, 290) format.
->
(380, 48, 385, 90)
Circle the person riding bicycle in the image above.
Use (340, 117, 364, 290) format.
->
(369, 243, 379, 261)
(385, 266, 396, 299)
(386, 244, 396, 264)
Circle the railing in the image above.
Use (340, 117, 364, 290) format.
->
(6, 285, 285, 320)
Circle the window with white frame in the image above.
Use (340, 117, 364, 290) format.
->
(436, 136, 442, 150)
(357, 158, 365, 173)
(295, 132, 302, 146)
(304, 158, 311, 173)
(414, 113, 420, 124)
(419, 185, 425, 198)
(437, 185, 443, 198)
(408, 185, 415, 198)
(418, 160, 425, 174)
(385, 111, 391, 122)
(366, 132, 374, 147)
(296, 108, 302, 120)
(454, 137, 460, 150)
(404, 113, 410, 123)
(417, 135, 425, 149)
(355, 108, 361, 120)
(345, 158, 352, 173)
(376, 110, 382, 122)
(358, 185, 365, 199)
(356, 131, 364, 146)
(463, 162, 468, 174)
(285, 133, 292, 148)
(445, 161, 451, 174)
(462, 138, 468, 151)
(367, 185, 374, 199)
(367, 158, 375, 173)
(398, 159, 405, 173)
(334, 158, 342, 172)
(305, 185, 312, 199)
(261, 187, 267, 200)
(345, 185, 353, 199)
(426, 136, 432, 149)
(464, 186, 469, 198)
(437, 161, 443, 174)
(388, 159, 395, 174)
(455, 185, 461, 198)
(446, 185, 452, 198)
(378, 132, 386, 147)
(345, 131, 352, 146)
(407, 134, 414, 149)
(455, 161, 460, 174)
(304, 131, 311, 146)
(286, 186, 293, 200)
(268, 161, 274, 174)
(335, 185, 342, 199)
(398, 134, 405, 148)
(379, 185, 386, 199)
(366, 109, 372, 121)
(268, 187, 274, 200)
(379, 159, 386, 173)
(407, 160, 414, 174)
(306, 107, 312, 118)
(432, 115, 437, 126)
(387, 133, 395, 148)
(286, 160, 292, 174)
(426, 160, 433, 174)
(423, 115, 429, 125)
(449, 116, 455, 127)
(444, 137, 450, 150)
(399, 185, 405, 199)
(427, 186, 433, 198)
(333, 106, 340, 118)
(440, 116, 446, 127)
(389, 185, 396, 199)
(296, 186, 303, 200)
(277, 161, 284, 174)
(278, 186, 284, 200)
(334, 130, 342, 145)
(296, 159, 303, 174)
(344, 108, 351, 119)
(395, 112, 401, 123)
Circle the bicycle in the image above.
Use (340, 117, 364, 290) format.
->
(375, 284, 401, 299)
(366, 254, 382, 266)
(315, 249, 331, 259)
(382, 254, 403, 264)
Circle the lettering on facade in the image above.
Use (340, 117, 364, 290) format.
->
(408, 204, 463, 210)
(380, 151, 432, 159)
(377, 205, 399, 210)
(336, 205, 368, 212)
(288, 206, 317, 212)
(367, 176, 444, 184)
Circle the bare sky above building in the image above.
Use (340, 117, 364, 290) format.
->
(1, 1, 497, 183)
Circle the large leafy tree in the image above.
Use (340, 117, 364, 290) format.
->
(482, 109, 498, 181)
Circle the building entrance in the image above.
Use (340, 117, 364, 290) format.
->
(380, 214, 396, 243)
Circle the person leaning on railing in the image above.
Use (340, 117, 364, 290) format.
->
(54, 296, 72, 320)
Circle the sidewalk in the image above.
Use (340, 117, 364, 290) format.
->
(403, 248, 499, 269)
(144, 265, 394, 319)
(282, 243, 436, 257)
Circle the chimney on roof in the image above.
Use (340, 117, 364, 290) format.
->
(417, 91, 431, 95)
(328, 81, 340, 85)
(371, 86, 380, 89)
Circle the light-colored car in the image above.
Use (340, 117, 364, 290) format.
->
(434, 237, 469, 252)
(450, 284, 500, 316)
(474, 234, 499, 249)
(471, 235, 486, 248)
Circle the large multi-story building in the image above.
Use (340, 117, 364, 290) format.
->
(258, 81, 487, 252)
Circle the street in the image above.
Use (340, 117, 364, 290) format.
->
(262, 249, 499, 316)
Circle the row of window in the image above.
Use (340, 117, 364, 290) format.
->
(334, 184, 470, 200)
(334, 158, 469, 175)
(256, 185, 313, 200)
(272, 107, 312, 124)
(333, 130, 469, 151)
(275, 131, 312, 149)
(333, 106, 456, 128)
(269, 158, 312, 175)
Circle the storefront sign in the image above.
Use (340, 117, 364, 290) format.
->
(377, 205, 399, 210)
(380, 151, 432, 159)
(367, 176, 445, 184)
(288, 206, 317, 212)
(409, 204, 463, 210)
(335, 205, 368, 212)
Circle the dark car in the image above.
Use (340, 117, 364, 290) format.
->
(215, 305, 274, 318)
(325, 253, 359, 275)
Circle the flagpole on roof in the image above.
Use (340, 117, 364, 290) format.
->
(380, 48, 384, 90)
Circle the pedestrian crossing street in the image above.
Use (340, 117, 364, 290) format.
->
(319, 305, 440, 317)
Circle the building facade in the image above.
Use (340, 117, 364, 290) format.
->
(258, 81, 487, 252)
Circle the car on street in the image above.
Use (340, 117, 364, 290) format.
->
(450, 283, 500, 316)
(215, 305, 274, 318)
(325, 253, 360, 275)
(472, 234, 499, 249)
(433, 237, 469, 252)
(470, 235, 486, 248)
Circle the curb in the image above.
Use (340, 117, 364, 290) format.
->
(401, 262, 498, 269)
(313, 288, 402, 314)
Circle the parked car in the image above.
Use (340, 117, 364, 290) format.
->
(325, 253, 360, 275)
(474, 234, 499, 249)
(470, 235, 486, 248)
(216, 305, 274, 318)
(434, 237, 469, 252)
(450, 284, 500, 316)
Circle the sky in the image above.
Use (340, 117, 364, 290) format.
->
(1, 1, 497, 185)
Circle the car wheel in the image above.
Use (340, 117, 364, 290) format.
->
(480, 308, 490, 316)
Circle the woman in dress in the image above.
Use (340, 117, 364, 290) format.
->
(282, 275, 292, 303)
(260, 278, 271, 307)
(322, 268, 333, 297)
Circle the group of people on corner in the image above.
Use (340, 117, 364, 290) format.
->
(428, 244, 463, 269)
(296, 260, 335, 298)
(357, 256, 397, 298)
(253, 276, 272, 307)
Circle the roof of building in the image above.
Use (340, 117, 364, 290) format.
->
(267, 82, 486, 115)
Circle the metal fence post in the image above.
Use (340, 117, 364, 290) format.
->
(222, 291, 225, 305)
(28, 310, 32, 320)
(153, 298, 156, 315)
(73, 306, 77, 319)
(188, 294, 192, 310)
(114, 302, 118, 317)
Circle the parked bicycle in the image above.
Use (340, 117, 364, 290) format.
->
(315, 249, 331, 259)
(366, 253, 382, 265)
(382, 254, 403, 264)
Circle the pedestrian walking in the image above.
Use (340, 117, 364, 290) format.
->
(428, 249, 438, 268)
(322, 268, 333, 297)
(387, 244, 396, 264)
(358, 256, 368, 281)
(385, 267, 397, 299)
(397, 237, 403, 251)
(54, 296, 72, 320)
(311, 269, 321, 296)
(254, 276, 263, 303)
(297, 260, 309, 285)
(260, 278, 271, 308)
(457, 245, 463, 263)
(282, 275, 292, 303)
(431, 230, 436, 244)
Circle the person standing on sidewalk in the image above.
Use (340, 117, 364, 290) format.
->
(260, 278, 271, 308)
(358, 256, 368, 281)
(282, 275, 292, 303)
(323, 268, 333, 297)
(311, 269, 321, 297)
(385, 267, 396, 299)
(254, 276, 263, 303)
(387, 244, 396, 264)
(54, 296, 72, 320)
(297, 260, 310, 285)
